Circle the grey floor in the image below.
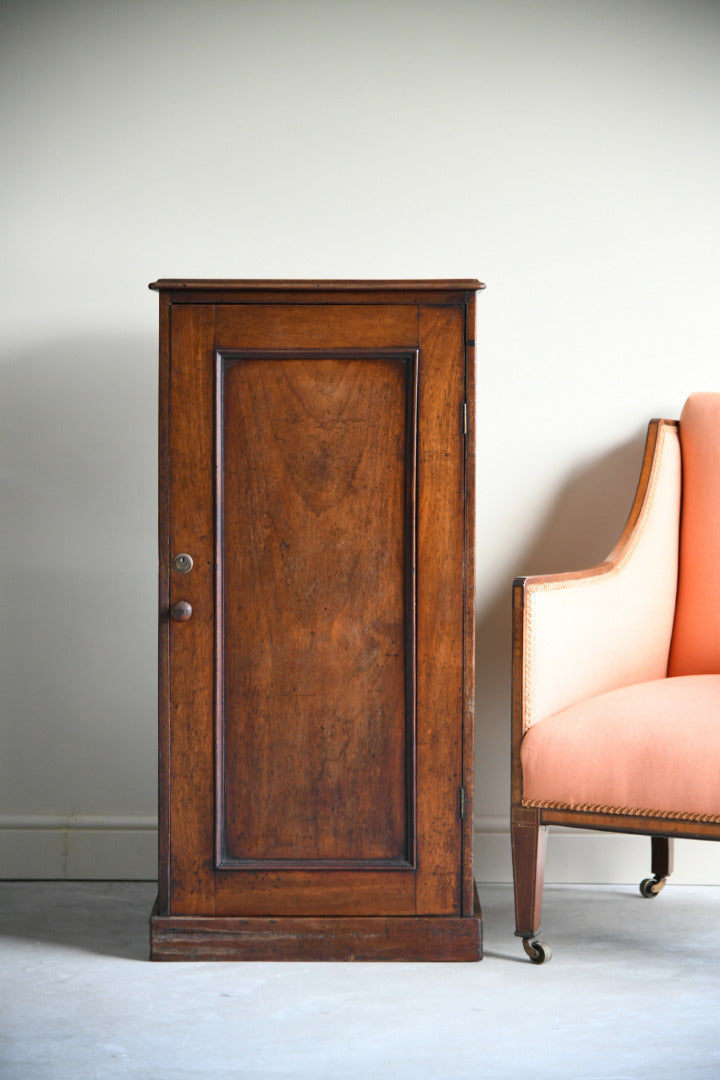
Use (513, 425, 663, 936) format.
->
(1, 881, 719, 1080)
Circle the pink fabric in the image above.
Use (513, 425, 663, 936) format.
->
(668, 393, 720, 676)
(521, 675, 720, 818)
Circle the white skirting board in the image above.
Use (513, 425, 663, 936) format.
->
(1, 815, 720, 883)
(0, 816, 158, 880)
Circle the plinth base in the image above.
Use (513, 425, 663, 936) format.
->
(150, 901, 482, 962)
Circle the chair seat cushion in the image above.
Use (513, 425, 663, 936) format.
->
(520, 674, 720, 819)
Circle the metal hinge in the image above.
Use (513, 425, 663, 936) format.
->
(458, 786, 467, 820)
(462, 402, 468, 436)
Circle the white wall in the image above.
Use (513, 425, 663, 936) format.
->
(2, 0, 719, 882)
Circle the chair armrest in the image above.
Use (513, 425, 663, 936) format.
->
(514, 419, 681, 735)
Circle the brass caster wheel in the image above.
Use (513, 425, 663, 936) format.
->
(639, 875, 666, 898)
(522, 938, 552, 964)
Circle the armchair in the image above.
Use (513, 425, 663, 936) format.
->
(511, 393, 720, 963)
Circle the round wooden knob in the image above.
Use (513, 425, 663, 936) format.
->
(170, 600, 193, 622)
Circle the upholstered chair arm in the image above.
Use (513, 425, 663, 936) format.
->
(514, 420, 681, 735)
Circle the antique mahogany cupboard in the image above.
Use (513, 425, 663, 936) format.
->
(149, 279, 483, 961)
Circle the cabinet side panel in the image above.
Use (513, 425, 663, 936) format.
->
(462, 294, 477, 914)
(157, 292, 171, 913)
(218, 352, 416, 865)
(415, 305, 466, 915)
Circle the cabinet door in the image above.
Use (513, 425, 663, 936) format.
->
(161, 300, 469, 917)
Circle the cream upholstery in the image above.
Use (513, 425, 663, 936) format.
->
(522, 421, 681, 732)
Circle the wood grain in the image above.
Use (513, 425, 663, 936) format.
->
(217, 350, 416, 865)
(156, 290, 171, 914)
(151, 910, 482, 962)
(155, 280, 481, 954)
(215, 304, 418, 350)
(166, 304, 217, 915)
(461, 293, 477, 915)
(415, 306, 466, 915)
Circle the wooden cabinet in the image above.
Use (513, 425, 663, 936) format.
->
(149, 280, 483, 960)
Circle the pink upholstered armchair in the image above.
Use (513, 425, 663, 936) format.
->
(511, 393, 720, 963)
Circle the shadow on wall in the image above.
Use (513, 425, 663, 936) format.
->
(0, 336, 158, 816)
(474, 430, 650, 810)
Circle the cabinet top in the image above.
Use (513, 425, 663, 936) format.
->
(149, 278, 484, 293)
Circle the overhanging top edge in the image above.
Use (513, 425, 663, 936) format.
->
(149, 278, 485, 292)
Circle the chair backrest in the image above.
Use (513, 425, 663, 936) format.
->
(667, 392, 720, 676)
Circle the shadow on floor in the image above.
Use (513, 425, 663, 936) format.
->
(3, 880, 715, 967)
(0, 881, 157, 961)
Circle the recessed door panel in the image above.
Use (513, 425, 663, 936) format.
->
(216, 351, 417, 868)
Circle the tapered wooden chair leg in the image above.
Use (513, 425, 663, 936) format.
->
(511, 810, 551, 962)
(640, 836, 675, 897)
